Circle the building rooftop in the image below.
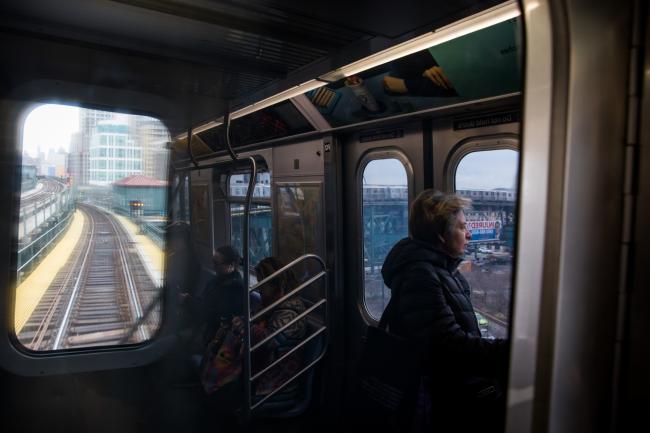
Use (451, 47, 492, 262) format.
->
(113, 175, 168, 187)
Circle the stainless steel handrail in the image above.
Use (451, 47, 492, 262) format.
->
(250, 326, 327, 411)
(251, 299, 326, 352)
(251, 271, 326, 321)
(245, 253, 328, 415)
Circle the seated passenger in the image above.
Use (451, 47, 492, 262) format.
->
(198, 256, 306, 405)
(251, 257, 307, 397)
(381, 190, 508, 432)
(181, 245, 260, 346)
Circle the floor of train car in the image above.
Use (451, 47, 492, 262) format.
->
(0, 340, 319, 433)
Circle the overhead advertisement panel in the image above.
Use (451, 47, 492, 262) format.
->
(306, 18, 522, 127)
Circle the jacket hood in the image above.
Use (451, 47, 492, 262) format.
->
(381, 237, 462, 289)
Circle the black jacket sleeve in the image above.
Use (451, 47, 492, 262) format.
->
(392, 266, 508, 377)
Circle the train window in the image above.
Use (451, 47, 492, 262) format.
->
(15, 104, 170, 351)
(361, 158, 409, 320)
(454, 149, 518, 338)
(228, 172, 271, 198)
(228, 172, 272, 268)
(276, 184, 323, 279)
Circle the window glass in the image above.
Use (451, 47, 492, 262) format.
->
(277, 184, 323, 283)
(230, 203, 272, 269)
(455, 149, 518, 338)
(227, 171, 272, 272)
(362, 158, 409, 320)
(228, 172, 271, 198)
(16, 105, 171, 351)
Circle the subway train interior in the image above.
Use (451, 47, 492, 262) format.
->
(0, 0, 649, 432)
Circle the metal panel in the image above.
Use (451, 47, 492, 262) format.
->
(506, 1, 555, 432)
(614, 1, 650, 431)
(547, 1, 629, 432)
(272, 139, 325, 178)
(508, 1, 632, 432)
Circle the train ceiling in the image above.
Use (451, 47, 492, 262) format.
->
(0, 0, 506, 114)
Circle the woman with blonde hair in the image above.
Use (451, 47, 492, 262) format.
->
(381, 190, 508, 432)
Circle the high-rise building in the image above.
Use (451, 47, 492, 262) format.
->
(68, 132, 86, 186)
(88, 118, 143, 185)
(132, 117, 170, 180)
(78, 109, 113, 186)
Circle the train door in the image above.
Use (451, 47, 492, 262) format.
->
(341, 122, 423, 400)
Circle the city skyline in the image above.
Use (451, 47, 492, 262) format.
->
(23, 104, 170, 185)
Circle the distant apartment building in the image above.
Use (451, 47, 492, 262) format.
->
(76, 110, 169, 186)
(74, 109, 113, 186)
(67, 132, 87, 186)
(132, 117, 170, 180)
(88, 119, 143, 185)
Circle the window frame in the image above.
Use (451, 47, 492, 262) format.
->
(443, 134, 519, 192)
(1, 98, 176, 376)
(445, 135, 520, 339)
(356, 148, 414, 324)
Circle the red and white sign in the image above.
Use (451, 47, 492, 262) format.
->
(467, 220, 498, 230)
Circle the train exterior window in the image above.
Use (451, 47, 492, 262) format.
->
(362, 158, 409, 320)
(276, 184, 323, 280)
(455, 149, 518, 338)
(230, 203, 272, 268)
(228, 172, 271, 198)
(228, 172, 272, 270)
(15, 105, 171, 351)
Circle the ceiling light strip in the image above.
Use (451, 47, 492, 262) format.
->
(175, 1, 521, 140)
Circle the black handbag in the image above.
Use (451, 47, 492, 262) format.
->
(355, 296, 421, 426)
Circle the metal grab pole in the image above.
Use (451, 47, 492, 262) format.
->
(222, 109, 255, 423)
(176, 110, 256, 422)
(241, 156, 256, 423)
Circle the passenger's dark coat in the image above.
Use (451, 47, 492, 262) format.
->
(198, 271, 245, 343)
(381, 237, 508, 397)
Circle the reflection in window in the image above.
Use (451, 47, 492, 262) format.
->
(277, 185, 323, 283)
(15, 105, 170, 351)
(455, 149, 518, 338)
(362, 158, 409, 320)
(228, 172, 272, 272)
(230, 204, 272, 269)
(229, 172, 271, 198)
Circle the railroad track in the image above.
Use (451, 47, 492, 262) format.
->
(18, 203, 160, 350)
(20, 178, 65, 208)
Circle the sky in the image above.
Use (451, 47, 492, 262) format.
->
(22, 104, 79, 158)
(362, 150, 519, 190)
(455, 149, 518, 190)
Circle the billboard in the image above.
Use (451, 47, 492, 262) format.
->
(468, 220, 501, 242)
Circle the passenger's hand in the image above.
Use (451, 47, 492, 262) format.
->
(422, 66, 453, 90)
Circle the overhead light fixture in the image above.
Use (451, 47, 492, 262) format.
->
(319, 0, 520, 82)
(230, 79, 326, 119)
(176, 0, 520, 140)
(175, 119, 223, 141)
(175, 79, 325, 141)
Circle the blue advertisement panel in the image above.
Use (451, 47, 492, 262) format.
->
(468, 220, 501, 242)
(305, 17, 522, 127)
